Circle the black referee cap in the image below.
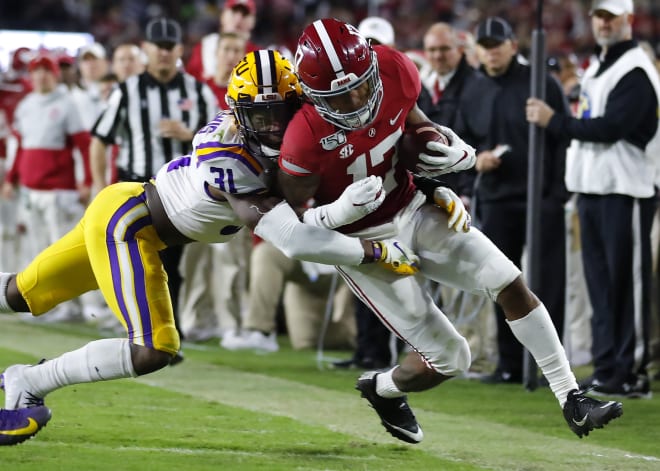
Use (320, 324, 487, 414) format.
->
(145, 18, 182, 47)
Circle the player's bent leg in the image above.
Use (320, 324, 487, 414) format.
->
(496, 276, 623, 437)
(394, 351, 453, 391)
(1, 338, 137, 410)
(339, 260, 470, 444)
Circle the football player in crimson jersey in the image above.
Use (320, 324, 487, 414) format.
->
(275, 18, 622, 443)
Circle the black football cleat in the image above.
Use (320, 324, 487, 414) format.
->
(562, 389, 623, 438)
(356, 371, 424, 444)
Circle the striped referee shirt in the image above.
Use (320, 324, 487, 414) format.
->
(92, 71, 217, 181)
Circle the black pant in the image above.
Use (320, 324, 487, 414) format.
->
(353, 298, 396, 367)
(578, 193, 654, 383)
(479, 200, 566, 375)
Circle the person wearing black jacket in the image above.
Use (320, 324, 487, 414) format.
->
(526, 0, 659, 398)
(419, 22, 479, 199)
(455, 17, 570, 383)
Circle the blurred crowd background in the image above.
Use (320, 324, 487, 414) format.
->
(0, 0, 658, 66)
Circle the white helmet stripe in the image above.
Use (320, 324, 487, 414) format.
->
(257, 49, 273, 93)
(312, 19, 345, 78)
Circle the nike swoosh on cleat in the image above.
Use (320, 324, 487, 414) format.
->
(382, 420, 424, 442)
(0, 417, 39, 436)
(572, 414, 589, 427)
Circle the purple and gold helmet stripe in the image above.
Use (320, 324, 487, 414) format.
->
(106, 192, 153, 347)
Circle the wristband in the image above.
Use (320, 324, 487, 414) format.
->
(371, 241, 383, 262)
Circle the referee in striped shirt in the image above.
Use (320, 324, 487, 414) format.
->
(90, 18, 217, 360)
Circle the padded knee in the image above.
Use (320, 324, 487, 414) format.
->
(429, 336, 471, 376)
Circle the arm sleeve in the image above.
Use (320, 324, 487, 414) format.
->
(547, 68, 655, 143)
(545, 75, 571, 201)
(71, 131, 92, 186)
(254, 201, 364, 266)
(91, 86, 124, 144)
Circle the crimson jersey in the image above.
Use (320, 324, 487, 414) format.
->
(0, 76, 31, 158)
(279, 46, 421, 234)
(203, 79, 229, 111)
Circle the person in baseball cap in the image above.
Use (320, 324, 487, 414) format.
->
(185, 0, 258, 81)
(79, 42, 107, 60)
(28, 54, 60, 77)
(475, 16, 515, 48)
(224, 0, 256, 16)
(358, 17, 395, 47)
(145, 17, 183, 49)
(590, 0, 634, 16)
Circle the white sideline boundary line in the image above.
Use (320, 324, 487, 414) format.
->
(1, 317, 658, 471)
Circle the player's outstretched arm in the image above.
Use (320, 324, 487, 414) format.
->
(221, 191, 419, 275)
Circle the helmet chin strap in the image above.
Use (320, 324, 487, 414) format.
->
(260, 144, 280, 158)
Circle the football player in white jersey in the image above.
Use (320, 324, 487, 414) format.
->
(0, 50, 470, 446)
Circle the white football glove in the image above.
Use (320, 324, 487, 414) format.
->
(373, 239, 420, 276)
(433, 186, 471, 233)
(303, 175, 385, 229)
(417, 125, 476, 177)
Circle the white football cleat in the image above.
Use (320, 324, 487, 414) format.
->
(220, 330, 279, 353)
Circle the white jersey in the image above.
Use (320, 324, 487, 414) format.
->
(154, 111, 267, 243)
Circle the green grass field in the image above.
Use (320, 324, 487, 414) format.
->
(1, 316, 659, 471)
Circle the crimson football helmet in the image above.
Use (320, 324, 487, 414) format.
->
(294, 18, 383, 130)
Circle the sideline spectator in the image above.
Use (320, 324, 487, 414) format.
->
(420, 22, 479, 198)
(186, 0, 258, 81)
(455, 17, 570, 384)
(526, 0, 660, 398)
(3, 53, 92, 324)
(73, 43, 109, 130)
(0, 48, 32, 273)
(222, 240, 357, 352)
(111, 43, 144, 82)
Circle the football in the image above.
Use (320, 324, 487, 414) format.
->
(397, 121, 450, 171)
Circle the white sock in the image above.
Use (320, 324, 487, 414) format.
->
(507, 304, 578, 407)
(0, 272, 15, 313)
(23, 338, 137, 399)
(376, 366, 406, 398)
